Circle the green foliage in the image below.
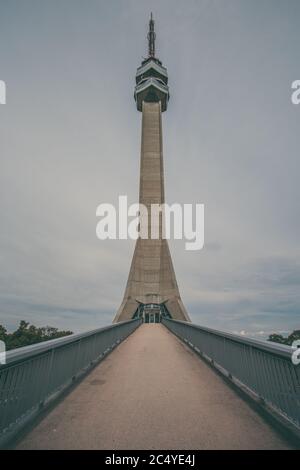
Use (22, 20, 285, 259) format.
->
(0, 321, 73, 351)
(268, 330, 300, 346)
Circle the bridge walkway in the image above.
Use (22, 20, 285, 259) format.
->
(16, 324, 293, 449)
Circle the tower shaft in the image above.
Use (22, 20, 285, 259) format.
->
(113, 101, 190, 322)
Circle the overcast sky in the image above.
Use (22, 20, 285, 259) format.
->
(0, 0, 299, 337)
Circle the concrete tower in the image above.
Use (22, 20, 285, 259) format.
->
(114, 15, 190, 323)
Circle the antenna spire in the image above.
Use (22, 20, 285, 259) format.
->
(147, 12, 156, 58)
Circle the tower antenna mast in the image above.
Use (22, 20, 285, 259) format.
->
(147, 12, 156, 58)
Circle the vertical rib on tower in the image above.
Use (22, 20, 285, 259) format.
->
(113, 15, 190, 323)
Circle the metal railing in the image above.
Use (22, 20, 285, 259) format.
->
(0, 319, 141, 447)
(162, 318, 300, 434)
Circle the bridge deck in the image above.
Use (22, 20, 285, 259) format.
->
(16, 324, 292, 449)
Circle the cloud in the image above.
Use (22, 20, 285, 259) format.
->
(0, 1, 300, 337)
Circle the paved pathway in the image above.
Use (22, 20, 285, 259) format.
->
(17, 324, 293, 449)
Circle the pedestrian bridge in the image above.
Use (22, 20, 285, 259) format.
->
(0, 319, 299, 449)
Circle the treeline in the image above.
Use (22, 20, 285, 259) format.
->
(0, 320, 73, 351)
(268, 330, 300, 346)
(1, 320, 298, 351)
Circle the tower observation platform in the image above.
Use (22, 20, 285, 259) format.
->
(134, 13, 169, 112)
(114, 14, 190, 323)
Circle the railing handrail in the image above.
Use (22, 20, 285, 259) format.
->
(166, 319, 294, 360)
(162, 318, 300, 436)
(3, 319, 136, 367)
(0, 318, 141, 447)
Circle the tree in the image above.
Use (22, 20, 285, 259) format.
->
(286, 330, 300, 345)
(0, 321, 73, 351)
(0, 325, 7, 343)
(268, 333, 286, 344)
(268, 330, 300, 346)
